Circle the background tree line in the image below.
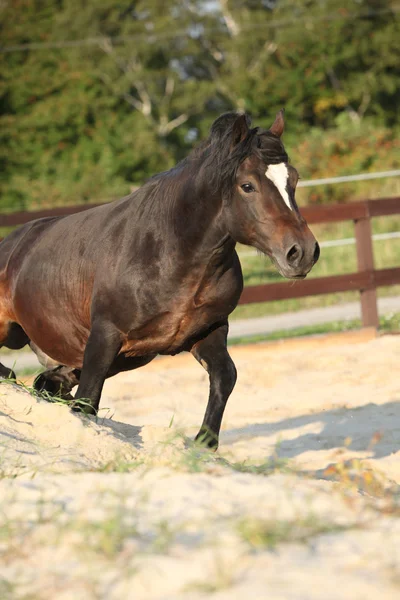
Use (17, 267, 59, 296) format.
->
(1, 0, 399, 211)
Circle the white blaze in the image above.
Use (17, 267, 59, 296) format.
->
(265, 163, 292, 211)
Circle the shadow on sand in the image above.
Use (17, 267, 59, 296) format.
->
(221, 399, 400, 461)
(78, 411, 144, 450)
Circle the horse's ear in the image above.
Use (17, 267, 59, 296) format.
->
(269, 109, 285, 138)
(231, 113, 250, 148)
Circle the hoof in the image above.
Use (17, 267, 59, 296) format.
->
(33, 373, 55, 394)
(33, 367, 79, 400)
(0, 365, 16, 381)
(194, 428, 219, 451)
(70, 400, 97, 416)
(0, 371, 16, 381)
(33, 372, 67, 398)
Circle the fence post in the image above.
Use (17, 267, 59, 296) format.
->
(354, 215, 379, 328)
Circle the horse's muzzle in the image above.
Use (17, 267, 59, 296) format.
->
(277, 240, 320, 279)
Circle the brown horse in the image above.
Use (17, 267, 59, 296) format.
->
(0, 111, 319, 448)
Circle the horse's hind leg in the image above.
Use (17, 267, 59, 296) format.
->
(0, 321, 30, 380)
(0, 319, 16, 379)
(28, 341, 81, 399)
(33, 366, 81, 400)
(0, 361, 15, 380)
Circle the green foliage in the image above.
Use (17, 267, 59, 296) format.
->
(293, 118, 400, 205)
(0, 0, 399, 210)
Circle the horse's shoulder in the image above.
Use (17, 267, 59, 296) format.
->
(193, 249, 243, 311)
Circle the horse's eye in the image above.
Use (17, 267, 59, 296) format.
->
(241, 183, 255, 193)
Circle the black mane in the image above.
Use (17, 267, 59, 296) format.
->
(141, 112, 289, 207)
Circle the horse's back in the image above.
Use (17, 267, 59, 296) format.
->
(0, 217, 61, 348)
(0, 216, 60, 280)
(0, 201, 116, 286)
(0, 203, 125, 365)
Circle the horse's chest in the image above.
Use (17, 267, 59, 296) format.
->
(122, 261, 242, 355)
(176, 265, 241, 337)
(177, 300, 225, 339)
(122, 303, 223, 357)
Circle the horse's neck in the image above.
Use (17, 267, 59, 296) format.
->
(155, 166, 228, 252)
(138, 160, 235, 270)
(184, 199, 234, 265)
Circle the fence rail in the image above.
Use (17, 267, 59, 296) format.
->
(1, 196, 400, 329)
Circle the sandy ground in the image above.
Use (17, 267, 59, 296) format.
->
(1, 331, 400, 599)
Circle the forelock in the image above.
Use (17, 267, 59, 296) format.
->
(256, 130, 288, 165)
(195, 120, 288, 197)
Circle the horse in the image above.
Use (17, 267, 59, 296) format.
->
(0, 110, 319, 448)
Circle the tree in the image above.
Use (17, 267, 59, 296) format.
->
(0, 0, 217, 208)
(0, 0, 399, 210)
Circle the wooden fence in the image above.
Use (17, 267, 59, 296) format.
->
(1, 196, 400, 328)
(240, 196, 400, 328)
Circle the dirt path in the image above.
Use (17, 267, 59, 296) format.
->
(1, 331, 400, 599)
(229, 294, 400, 339)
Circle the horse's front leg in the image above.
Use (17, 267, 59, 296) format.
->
(74, 319, 122, 414)
(191, 322, 237, 450)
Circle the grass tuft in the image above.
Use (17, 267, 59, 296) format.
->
(185, 555, 239, 594)
(238, 515, 350, 550)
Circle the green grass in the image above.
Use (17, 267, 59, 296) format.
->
(237, 515, 351, 550)
(231, 285, 400, 321)
(228, 312, 400, 346)
(93, 457, 145, 473)
(185, 559, 238, 594)
(72, 502, 180, 560)
(0, 377, 99, 421)
(78, 513, 140, 559)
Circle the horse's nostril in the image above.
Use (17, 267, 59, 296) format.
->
(313, 242, 320, 263)
(286, 244, 303, 266)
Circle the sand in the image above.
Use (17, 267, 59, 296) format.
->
(1, 331, 400, 599)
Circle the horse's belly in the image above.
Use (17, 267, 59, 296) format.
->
(18, 311, 88, 368)
(29, 323, 87, 368)
(12, 278, 90, 368)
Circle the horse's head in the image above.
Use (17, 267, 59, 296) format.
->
(209, 111, 319, 279)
